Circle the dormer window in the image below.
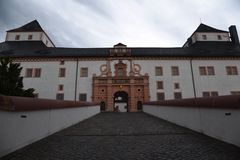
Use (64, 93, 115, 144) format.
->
(15, 35, 20, 40)
(28, 35, 33, 40)
(202, 35, 207, 40)
(217, 35, 222, 40)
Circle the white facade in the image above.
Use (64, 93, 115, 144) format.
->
(6, 31, 54, 47)
(2, 21, 240, 102)
(18, 58, 240, 101)
(192, 32, 230, 43)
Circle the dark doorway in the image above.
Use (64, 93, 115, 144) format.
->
(137, 101, 143, 111)
(100, 101, 106, 112)
(113, 91, 128, 112)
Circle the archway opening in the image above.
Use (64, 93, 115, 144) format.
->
(113, 91, 128, 112)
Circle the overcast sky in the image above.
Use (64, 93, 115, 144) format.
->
(0, 0, 240, 48)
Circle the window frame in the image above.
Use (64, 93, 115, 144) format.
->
(59, 68, 66, 77)
(155, 66, 163, 76)
(157, 92, 165, 101)
(174, 82, 180, 89)
(79, 93, 87, 101)
(15, 35, 20, 40)
(28, 35, 33, 40)
(33, 68, 41, 77)
(157, 81, 164, 89)
(25, 68, 33, 77)
(58, 84, 64, 91)
(171, 66, 179, 76)
(80, 67, 88, 77)
(202, 35, 207, 40)
(56, 93, 64, 100)
(226, 66, 238, 75)
(174, 92, 182, 99)
(199, 66, 215, 76)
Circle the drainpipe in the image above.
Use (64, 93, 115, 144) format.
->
(74, 58, 79, 101)
(190, 59, 196, 98)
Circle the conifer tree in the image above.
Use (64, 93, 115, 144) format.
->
(0, 58, 34, 97)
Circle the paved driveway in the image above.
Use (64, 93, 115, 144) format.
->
(2, 113, 240, 160)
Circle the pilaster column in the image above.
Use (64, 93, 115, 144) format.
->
(129, 59, 134, 76)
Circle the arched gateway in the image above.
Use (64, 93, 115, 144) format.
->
(114, 91, 128, 112)
(92, 43, 150, 112)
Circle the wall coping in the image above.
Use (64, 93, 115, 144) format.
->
(0, 95, 99, 111)
(144, 95, 240, 109)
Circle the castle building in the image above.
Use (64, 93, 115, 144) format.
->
(1, 20, 240, 112)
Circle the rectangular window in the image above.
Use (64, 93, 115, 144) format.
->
(202, 35, 207, 40)
(199, 66, 215, 75)
(15, 35, 20, 40)
(226, 66, 238, 75)
(58, 84, 64, 91)
(157, 92, 165, 101)
(199, 67, 207, 75)
(157, 81, 163, 89)
(174, 83, 180, 89)
(79, 93, 87, 101)
(25, 68, 33, 77)
(202, 92, 210, 97)
(217, 35, 222, 40)
(56, 93, 64, 100)
(59, 68, 66, 77)
(202, 91, 218, 97)
(207, 66, 215, 75)
(155, 66, 163, 76)
(34, 68, 41, 77)
(174, 92, 182, 99)
(211, 92, 218, 97)
(28, 35, 33, 40)
(171, 66, 179, 76)
(231, 91, 240, 95)
(80, 67, 88, 77)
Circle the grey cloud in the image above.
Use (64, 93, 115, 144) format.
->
(74, 0, 112, 19)
(0, 0, 240, 48)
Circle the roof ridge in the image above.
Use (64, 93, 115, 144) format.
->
(7, 20, 44, 32)
(194, 23, 228, 33)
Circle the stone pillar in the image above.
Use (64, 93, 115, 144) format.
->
(129, 78, 137, 112)
(143, 75, 150, 102)
(107, 59, 112, 76)
(106, 78, 113, 111)
(129, 59, 134, 76)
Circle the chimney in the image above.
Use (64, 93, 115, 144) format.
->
(229, 25, 240, 46)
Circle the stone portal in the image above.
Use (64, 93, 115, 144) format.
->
(92, 43, 150, 112)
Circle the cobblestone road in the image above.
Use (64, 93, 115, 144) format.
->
(2, 112, 240, 160)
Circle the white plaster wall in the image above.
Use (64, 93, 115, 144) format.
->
(77, 60, 105, 101)
(20, 60, 77, 100)
(192, 60, 240, 97)
(136, 60, 195, 100)
(41, 33, 54, 47)
(0, 106, 100, 157)
(143, 105, 240, 147)
(6, 32, 42, 41)
(193, 32, 230, 42)
(6, 32, 54, 47)
(19, 58, 240, 102)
